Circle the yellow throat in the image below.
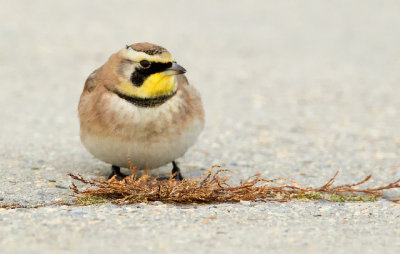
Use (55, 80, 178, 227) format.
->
(118, 73, 177, 99)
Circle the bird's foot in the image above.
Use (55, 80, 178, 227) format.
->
(171, 161, 184, 181)
(108, 165, 128, 180)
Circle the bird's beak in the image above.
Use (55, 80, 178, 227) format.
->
(164, 62, 186, 76)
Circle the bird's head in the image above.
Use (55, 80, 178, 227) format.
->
(105, 42, 186, 106)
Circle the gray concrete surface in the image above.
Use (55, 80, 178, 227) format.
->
(0, 0, 400, 253)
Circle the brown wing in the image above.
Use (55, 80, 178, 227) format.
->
(83, 68, 99, 93)
(176, 74, 190, 89)
(176, 74, 205, 122)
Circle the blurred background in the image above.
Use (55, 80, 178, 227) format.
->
(0, 0, 399, 203)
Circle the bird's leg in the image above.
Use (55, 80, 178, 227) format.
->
(171, 161, 184, 181)
(108, 165, 128, 180)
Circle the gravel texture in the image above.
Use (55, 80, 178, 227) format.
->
(1, 0, 400, 253)
(1, 202, 399, 254)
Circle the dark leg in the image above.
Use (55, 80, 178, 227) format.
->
(171, 161, 183, 181)
(108, 165, 128, 180)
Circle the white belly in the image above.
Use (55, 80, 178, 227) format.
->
(81, 119, 203, 169)
(80, 89, 204, 169)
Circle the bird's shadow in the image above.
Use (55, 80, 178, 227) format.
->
(99, 167, 173, 181)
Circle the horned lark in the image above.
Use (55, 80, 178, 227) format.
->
(78, 43, 204, 180)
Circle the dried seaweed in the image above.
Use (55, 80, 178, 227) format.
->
(68, 166, 400, 205)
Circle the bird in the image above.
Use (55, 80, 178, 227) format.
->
(78, 42, 204, 180)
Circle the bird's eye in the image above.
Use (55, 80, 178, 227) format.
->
(139, 60, 150, 68)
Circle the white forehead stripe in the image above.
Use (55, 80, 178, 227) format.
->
(122, 47, 174, 63)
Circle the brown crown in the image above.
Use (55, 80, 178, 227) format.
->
(129, 42, 167, 55)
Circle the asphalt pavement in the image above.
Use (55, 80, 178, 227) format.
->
(0, 0, 399, 253)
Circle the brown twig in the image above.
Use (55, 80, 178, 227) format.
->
(68, 167, 400, 205)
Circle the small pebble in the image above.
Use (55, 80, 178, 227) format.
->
(240, 201, 251, 206)
(70, 209, 88, 216)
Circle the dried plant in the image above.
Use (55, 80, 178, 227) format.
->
(0, 201, 23, 209)
(68, 165, 400, 205)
